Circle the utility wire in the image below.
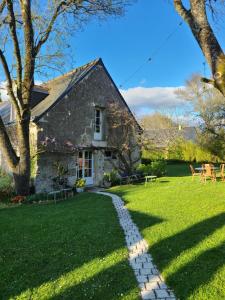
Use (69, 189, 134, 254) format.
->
(119, 21, 183, 88)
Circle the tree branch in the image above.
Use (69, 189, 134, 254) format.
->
(0, 0, 6, 14)
(34, 1, 67, 55)
(201, 77, 215, 85)
(6, 0, 23, 107)
(0, 49, 21, 118)
(174, 0, 192, 23)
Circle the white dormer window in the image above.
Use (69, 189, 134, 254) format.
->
(94, 108, 102, 140)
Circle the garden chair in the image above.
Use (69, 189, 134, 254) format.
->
(189, 164, 202, 181)
(220, 164, 225, 181)
(202, 164, 217, 182)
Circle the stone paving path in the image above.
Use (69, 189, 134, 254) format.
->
(97, 192, 176, 300)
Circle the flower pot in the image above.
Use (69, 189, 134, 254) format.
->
(76, 187, 84, 193)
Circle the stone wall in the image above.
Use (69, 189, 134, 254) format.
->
(35, 152, 77, 193)
(36, 63, 133, 150)
(35, 150, 116, 193)
(34, 62, 141, 192)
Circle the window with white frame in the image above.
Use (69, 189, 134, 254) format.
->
(94, 108, 102, 140)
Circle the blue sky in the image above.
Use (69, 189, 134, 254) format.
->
(66, 0, 224, 119)
(71, 0, 211, 88)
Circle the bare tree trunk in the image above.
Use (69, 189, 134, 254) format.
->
(174, 0, 225, 95)
(12, 119, 31, 195)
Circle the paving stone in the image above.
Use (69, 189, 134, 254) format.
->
(141, 290, 156, 299)
(145, 281, 159, 290)
(143, 262, 155, 269)
(135, 256, 148, 263)
(139, 283, 146, 290)
(141, 291, 156, 300)
(140, 268, 152, 275)
(136, 275, 148, 283)
(151, 268, 160, 275)
(158, 282, 168, 289)
(155, 289, 170, 298)
(147, 275, 162, 282)
(130, 262, 142, 269)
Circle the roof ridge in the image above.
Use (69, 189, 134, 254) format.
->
(42, 58, 101, 87)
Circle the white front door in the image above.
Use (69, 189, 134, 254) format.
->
(77, 151, 94, 185)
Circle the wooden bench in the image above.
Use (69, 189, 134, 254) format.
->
(47, 190, 62, 204)
(120, 174, 145, 185)
(47, 188, 74, 204)
(145, 175, 157, 186)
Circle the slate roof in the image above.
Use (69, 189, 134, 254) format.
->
(144, 127, 197, 148)
(31, 58, 100, 121)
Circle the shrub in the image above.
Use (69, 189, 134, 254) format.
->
(103, 172, 111, 182)
(0, 173, 14, 201)
(150, 160, 166, 177)
(103, 170, 120, 186)
(110, 170, 120, 186)
(137, 160, 166, 177)
(136, 164, 152, 176)
(25, 193, 48, 204)
(142, 149, 165, 161)
(167, 138, 219, 163)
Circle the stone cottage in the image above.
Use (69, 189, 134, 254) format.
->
(0, 58, 141, 193)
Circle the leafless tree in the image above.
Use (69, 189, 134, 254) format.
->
(140, 112, 176, 130)
(177, 74, 225, 158)
(106, 101, 142, 175)
(0, 0, 132, 195)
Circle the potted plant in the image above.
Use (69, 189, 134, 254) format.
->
(75, 178, 86, 193)
(103, 172, 112, 188)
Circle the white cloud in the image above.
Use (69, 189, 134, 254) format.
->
(120, 86, 188, 115)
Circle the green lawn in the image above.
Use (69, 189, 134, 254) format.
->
(110, 163, 225, 300)
(0, 193, 140, 300)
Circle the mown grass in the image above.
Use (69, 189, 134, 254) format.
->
(0, 193, 140, 300)
(110, 163, 225, 300)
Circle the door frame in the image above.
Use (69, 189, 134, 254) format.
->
(77, 150, 94, 185)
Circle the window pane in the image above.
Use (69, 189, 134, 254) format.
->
(95, 109, 101, 133)
(105, 151, 112, 158)
(84, 169, 88, 177)
(88, 159, 92, 169)
(96, 109, 100, 118)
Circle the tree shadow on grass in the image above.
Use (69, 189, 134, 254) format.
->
(149, 212, 225, 271)
(147, 212, 225, 299)
(167, 242, 225, 300)
(0, 194, 163, 300)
